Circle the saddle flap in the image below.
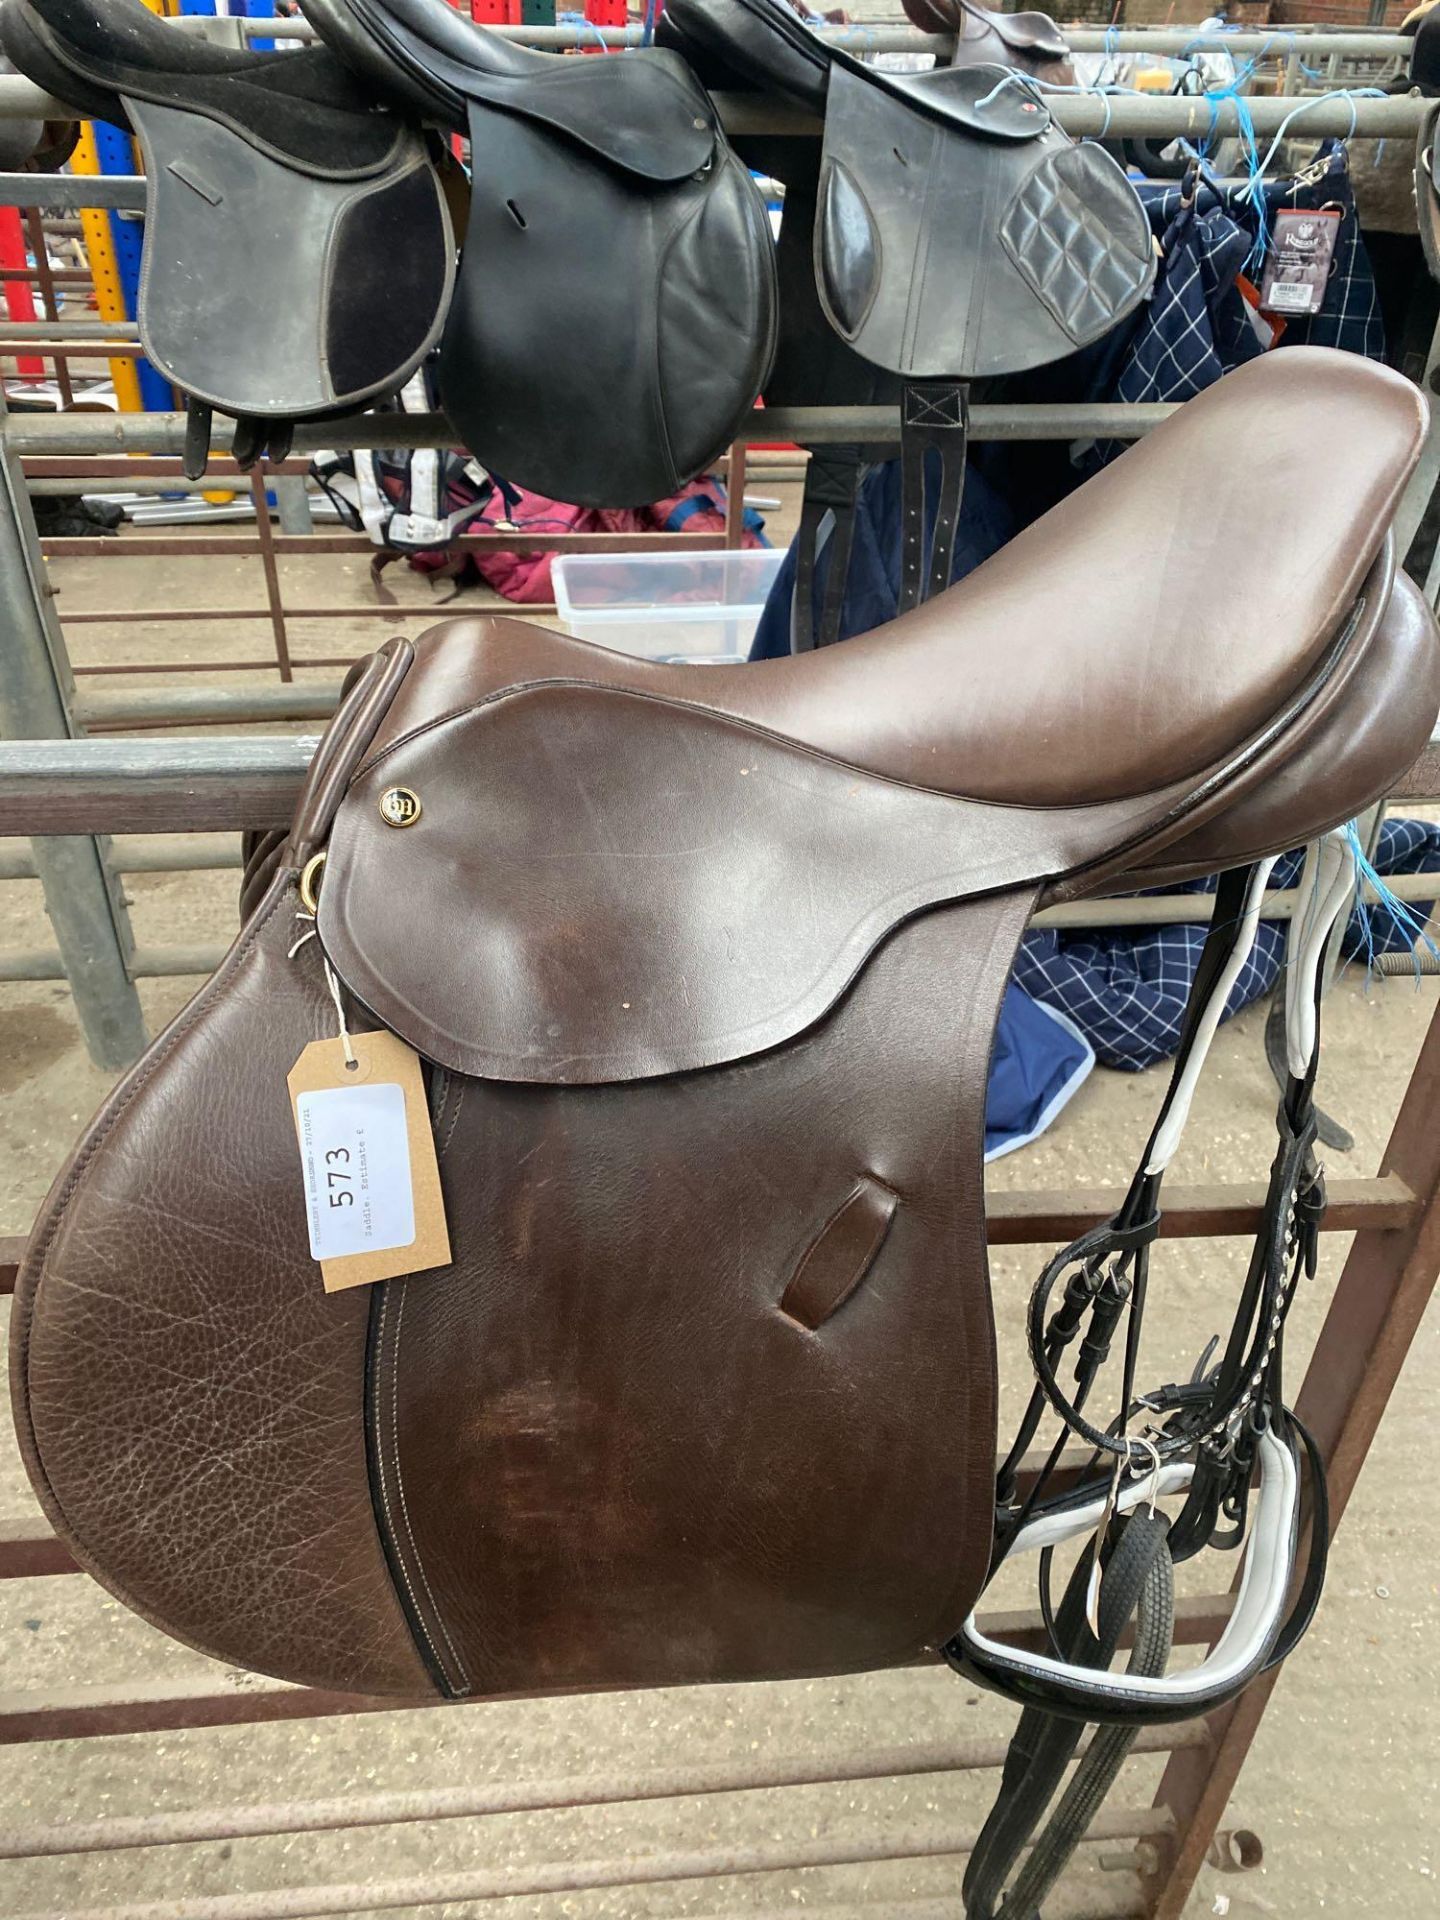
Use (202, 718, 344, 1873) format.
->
(461, 57, 718, 184)
(314, 679, 1036, 1085)
(868, 60, 1053, 142)
(815, 65, 1153, 378)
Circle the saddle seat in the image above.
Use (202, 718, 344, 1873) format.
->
(906, 0, 1071, 63)
(2, 0, 402, 171)
(358, 349, 1425, 817)
(303, 0, 716, 177)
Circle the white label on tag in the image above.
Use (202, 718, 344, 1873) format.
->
(1265, 281, 1315, 315)
(294, 1081, 415, 1262)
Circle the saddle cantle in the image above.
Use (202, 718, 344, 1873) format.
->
(0, 0, 456, 474)
(12, 351, 1438, 1710)
(302, 0, 778, 508)
(903, 0, 1076, 84)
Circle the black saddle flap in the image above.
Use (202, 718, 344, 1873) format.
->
(462, 56, 718, 184)
(815, 63, 1155, 378)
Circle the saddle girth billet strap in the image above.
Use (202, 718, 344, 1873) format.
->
(791, 445, 863, 651)
(899, 379, 971, 617)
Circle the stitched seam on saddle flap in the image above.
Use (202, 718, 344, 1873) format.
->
(373, 1283, 472, 1694)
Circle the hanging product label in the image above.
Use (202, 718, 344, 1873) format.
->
(1258, 209, 1340, 317)
(288, 1029, 451, 1292)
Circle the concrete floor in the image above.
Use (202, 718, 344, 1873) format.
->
(0, 511, 1437, 1919)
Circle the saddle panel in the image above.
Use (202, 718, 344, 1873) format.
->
(130, 100, 453, 417)
(12, 877, 434, 1697)
(376, 891, 1020, 1696)
(440, 97, 774, 506)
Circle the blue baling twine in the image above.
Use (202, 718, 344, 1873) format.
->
(556, 9, 614, 53)
(970, 67, 1382, 273)
(1342, 822, 1440, 980)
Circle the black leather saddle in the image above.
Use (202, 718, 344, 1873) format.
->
(662, 0, 1155, 645)
(0, 0, 456, 474)
(303, 0, 779, 508)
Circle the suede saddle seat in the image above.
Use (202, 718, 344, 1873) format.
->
(302, 0, 779, 507)
(14, 351, 1439, 1703)
(0, 0, 455, 460)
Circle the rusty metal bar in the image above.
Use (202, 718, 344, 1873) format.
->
(62, 609, 418, 626)
(0, 1170, 1415, 1313)
(40, 529, 724, 558)
(0, 1730, 1202, 1859)
(10, 1805, 1168, 1920)
(726, 443, 747, 548)
(1143, 985, 1440, 1918)
(24, 209, 72, 408)
(0, 1601, 1232, 1742)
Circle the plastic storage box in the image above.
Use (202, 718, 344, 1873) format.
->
(552, 548, 786, 663)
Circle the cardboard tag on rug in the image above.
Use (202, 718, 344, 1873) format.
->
(287, 1030, 450, 1293)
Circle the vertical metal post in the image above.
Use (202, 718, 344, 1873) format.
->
(271, 473, 314, 535)
(249, 467, 293, 680)
(1143, 988, 1440, 1918)
(1395, 299, 1440, 563)
(725, 444, 748, 549)
(0, 390, 147, 1068)
(25, 207, 73, 410)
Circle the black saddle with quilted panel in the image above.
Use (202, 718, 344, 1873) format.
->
(304, 0, 778, 508)
(0, 0, 456, 473)
(661, 0, 1154, 645)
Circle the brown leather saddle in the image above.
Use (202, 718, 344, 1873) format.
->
(903, 0, 1075, 82)
(12, 351, 1438, 1900)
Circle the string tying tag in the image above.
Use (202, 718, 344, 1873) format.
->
(289, 911, 356, 1069)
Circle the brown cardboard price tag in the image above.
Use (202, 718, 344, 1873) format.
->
(287, 1029, 451, 1293)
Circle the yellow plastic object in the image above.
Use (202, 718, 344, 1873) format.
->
(70, 122, 143, 412)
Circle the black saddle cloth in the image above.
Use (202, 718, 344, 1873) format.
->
(305, 0, 779, 508)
